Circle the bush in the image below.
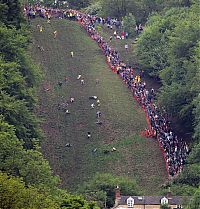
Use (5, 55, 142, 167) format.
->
(122, 13, 136, 37)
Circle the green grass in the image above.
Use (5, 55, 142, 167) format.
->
(30, 18, 167, 194)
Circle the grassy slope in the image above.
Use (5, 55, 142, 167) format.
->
(30, 18, 167, 194)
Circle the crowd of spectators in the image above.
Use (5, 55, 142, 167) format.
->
(24, 5, 189, 177)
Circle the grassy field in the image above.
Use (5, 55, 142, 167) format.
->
(30, 18, 167, 194)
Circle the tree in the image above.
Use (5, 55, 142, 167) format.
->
(60, 195, 99, 209)
(0, 91, 41, 148)
(192, 42, 200, 140)
(67, 0, 90, 9)
(0, 172, 59, 209)
(122, 13, 136, 37)
(161, 204, 171, 209)
(186, 188, 200, 209)
(136, 7, 187, 77)
(136, 4, 200, 134)
(0, 117, 59, 189)
(78, 173, 141, 208)
(100, 0, 128, 19)
(0, 118, 99, 208)
(0, 0, 23, 28)
(98, 0, 193, 22)
(84, 1, 102, 15)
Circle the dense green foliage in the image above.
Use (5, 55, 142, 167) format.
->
(78, 173, 141, 208)
(0, 172, 98, 209)
(0, 0, 98, 208)
(0, 25, 41, 149)
(136, 4, 200, 132)
(135, 0, 199, 164)
(160, 204, 171, 209)
(0, 172, 59, 209)
(67, 0, 90, 9)
(0, 117, 59, 189)
(0, 0, 23, 28)
(83, 0, 192, 22)
(122, 13, 136, 37)
(186, 188, 200, 209)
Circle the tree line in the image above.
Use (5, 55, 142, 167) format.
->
(0, 0, 99, 208)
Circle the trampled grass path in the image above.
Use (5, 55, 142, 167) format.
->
(30, 18, 167, 194)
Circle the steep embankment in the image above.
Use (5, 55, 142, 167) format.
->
(30, 18, 167, 194)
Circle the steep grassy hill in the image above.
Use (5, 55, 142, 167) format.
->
(30, 18, 167, 194)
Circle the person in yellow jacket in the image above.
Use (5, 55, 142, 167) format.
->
(137, 75, 141, 83)
(39, 26, 43, 32)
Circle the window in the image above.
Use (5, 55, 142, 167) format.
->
(161, 197, 169, 205)
(175, 205, 182, 209)
(127, 197, 134, 208)
(127, 200, 133, 208)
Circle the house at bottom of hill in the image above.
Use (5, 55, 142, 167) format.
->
(112, 186, 189, 209)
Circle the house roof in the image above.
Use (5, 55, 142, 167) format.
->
(118, 196, 188, 205)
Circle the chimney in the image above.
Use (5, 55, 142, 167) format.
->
(114, 185, 121, 206)
(167, 187, 172, 199)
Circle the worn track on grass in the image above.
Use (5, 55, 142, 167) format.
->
(30, 18, 167, 194)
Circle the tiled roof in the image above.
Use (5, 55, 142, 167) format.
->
(118, 196, 188, 205)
